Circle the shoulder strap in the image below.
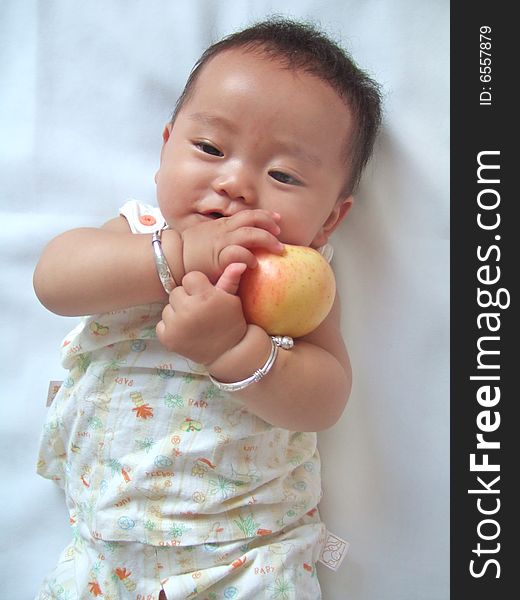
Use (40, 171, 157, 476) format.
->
(119, 199, 167, 234)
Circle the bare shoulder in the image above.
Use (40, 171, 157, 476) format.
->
(299, 292, 350, 373)
(101, 215, 132, 232)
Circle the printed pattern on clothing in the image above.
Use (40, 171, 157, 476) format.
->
(36, 514, 325, 599)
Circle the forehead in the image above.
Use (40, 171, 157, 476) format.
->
(182, 48, 352, 161)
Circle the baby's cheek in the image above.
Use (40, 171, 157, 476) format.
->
(278, 224, 315, 247)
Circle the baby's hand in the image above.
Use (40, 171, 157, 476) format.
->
(181, 209, 283, 282)
(156, 263, 248, 365)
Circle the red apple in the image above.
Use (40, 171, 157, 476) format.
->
(238, 244, 336, 337)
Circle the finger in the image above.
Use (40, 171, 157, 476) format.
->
(156, 320, 166, 342)
(226, 209, 281, 236)
(181, 270, 213, 296)
(227, 227, 284, 254)
(160, 303, 176, 328)
(167, 286, 187, 310)
(219, 245, 258, 270)
(215, 263, 247, 295)
(156, 317, 179, 353)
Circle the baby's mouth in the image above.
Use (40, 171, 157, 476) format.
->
(202, 211, 225, 219)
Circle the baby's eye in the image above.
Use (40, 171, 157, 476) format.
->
(195, 142, 223, 157)
(269, 170, 301, 186)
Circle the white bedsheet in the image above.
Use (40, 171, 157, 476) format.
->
(0, 1, 449, 598)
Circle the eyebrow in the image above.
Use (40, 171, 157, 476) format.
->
(281, 143, 322, 168)
(187, 111, 239, 133)
(187, 111, 322, 167)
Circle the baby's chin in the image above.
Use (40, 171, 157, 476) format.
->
(283, 242, 320, 250)
(279, 236, 322, 250)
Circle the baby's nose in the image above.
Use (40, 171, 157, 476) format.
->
(212, 163, 257, 205)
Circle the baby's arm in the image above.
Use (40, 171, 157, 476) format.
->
(207, 295, 351, 431)
(33, 210, 281, 316)
(156, 267, 351, 432)
(33, 217, 176, 315)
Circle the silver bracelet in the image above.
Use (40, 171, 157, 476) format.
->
(152, 228, 176, 293)
(208, 335, 293, 392)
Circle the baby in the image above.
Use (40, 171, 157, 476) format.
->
(34, 17, 381, 600)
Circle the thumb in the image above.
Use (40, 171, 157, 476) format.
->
(215, 263, 247, 295)
(155, 320, 165, 341)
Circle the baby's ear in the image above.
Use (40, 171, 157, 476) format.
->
(162, 122, 173, 144)
(155, 123, 174, 183)
(312, 195, 354, 247)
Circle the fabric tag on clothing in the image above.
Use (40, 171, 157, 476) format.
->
(46, 381, 63, 406)
(318, 531, 350, 571)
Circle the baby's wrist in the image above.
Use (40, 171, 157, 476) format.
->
(180, 224, 221, 281)
(207, 324, 272, 383)
(180, 229, 198, 277)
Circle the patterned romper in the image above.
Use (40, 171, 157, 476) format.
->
(36, 201, 329, 600)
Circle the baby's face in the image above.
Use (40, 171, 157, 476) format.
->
(156, 48, 353, 247)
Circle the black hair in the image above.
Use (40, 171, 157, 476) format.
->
(171, 17, 382, 195)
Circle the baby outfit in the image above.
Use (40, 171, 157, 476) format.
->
(36, 201, 329, 600)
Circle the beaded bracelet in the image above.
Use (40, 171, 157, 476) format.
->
(208, 335, 294, 392)
(152, 228, 176, 293)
